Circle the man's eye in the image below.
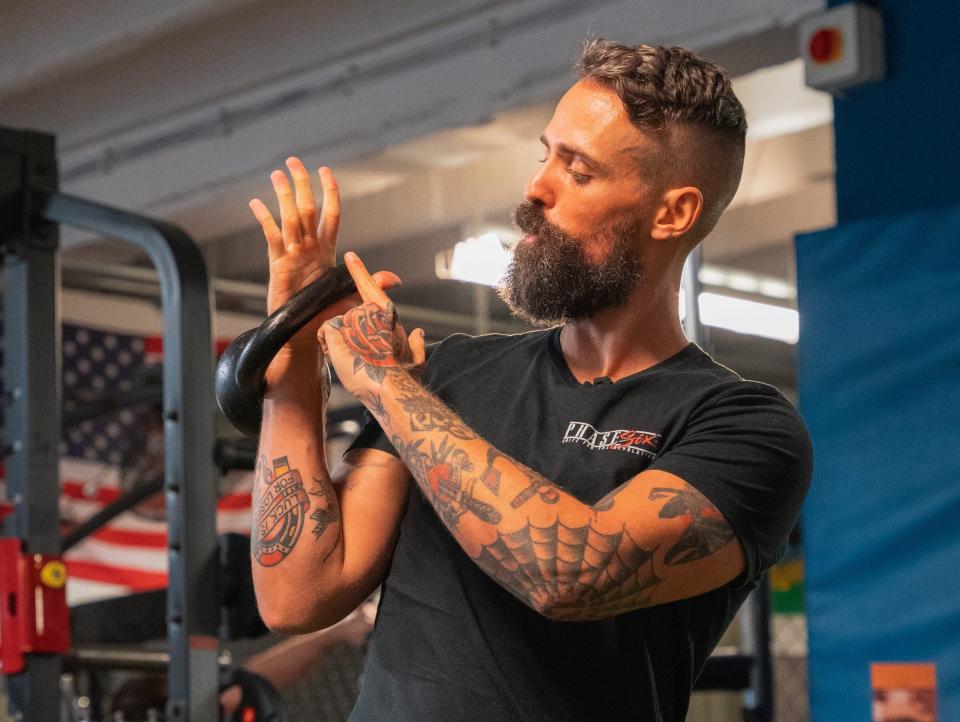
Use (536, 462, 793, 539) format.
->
(568, 170, 590, 184)
(538, 154, 548, 163)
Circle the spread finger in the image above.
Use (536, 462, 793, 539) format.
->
(249, 198, 284, 262)
(271, 169, 301, 251)
(286, 157, 318, 247)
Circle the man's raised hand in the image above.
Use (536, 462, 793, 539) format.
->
(250, 158, 339, 320)
(249, 159, 401, 372)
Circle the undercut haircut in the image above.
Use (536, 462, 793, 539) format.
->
(577, 38, 747, 237)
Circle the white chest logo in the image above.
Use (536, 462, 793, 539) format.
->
(563, 421, 662, 458)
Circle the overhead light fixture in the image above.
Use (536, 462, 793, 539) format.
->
(435, 231, 514, 287)
(697, 292, 799, 344)
(697, 263, 796, 300)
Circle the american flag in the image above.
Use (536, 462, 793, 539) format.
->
(1, 317, 253, 606)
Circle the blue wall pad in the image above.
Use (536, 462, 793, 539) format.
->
(797, 204, 960, 720)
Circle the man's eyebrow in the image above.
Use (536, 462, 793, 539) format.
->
(539, 135, 608, 173)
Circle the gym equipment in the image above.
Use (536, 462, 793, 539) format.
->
(0, 534, 70, 675)
(220, 668, 286, 722)
(2, 126, 218, 721)
(215, 264, 356, 436)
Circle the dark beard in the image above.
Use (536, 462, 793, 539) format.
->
(498, 201, 643, 326)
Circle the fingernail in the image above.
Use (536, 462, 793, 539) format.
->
(344, 251, 357, 261)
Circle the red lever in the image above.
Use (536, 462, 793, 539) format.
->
(0, 539, 70, 674)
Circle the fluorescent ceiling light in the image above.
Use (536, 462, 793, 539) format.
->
(698, 292, 799, 344)
(698, 263, 796, 300)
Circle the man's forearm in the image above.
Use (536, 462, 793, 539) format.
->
(368, 368, 659, 619)
(252, 358, 346, 630)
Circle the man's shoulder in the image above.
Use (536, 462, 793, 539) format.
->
(671, 347, 794, 403)
(648, 347, 807, 436)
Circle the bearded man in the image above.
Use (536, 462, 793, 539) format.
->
(247, 39, 812, 721)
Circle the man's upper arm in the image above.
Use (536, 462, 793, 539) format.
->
(647, 383, 813, 586)
(585, 468, 746, 611)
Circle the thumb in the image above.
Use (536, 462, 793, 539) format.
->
(371, 270, 402, 292)
(408, 328, 427, 366)
(317, 320, 336, 356)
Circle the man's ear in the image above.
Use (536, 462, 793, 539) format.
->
(650, 187, 703, 241)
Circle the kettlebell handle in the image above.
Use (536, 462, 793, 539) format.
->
(215, 264, 356, 436)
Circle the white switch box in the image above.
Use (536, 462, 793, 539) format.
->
(800, 3, 885, 92)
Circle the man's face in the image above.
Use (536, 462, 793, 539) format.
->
(500, 80, 663, 326)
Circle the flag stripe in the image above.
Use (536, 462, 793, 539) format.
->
(66, 560, 167, 591)
(91, 527, 167, 548)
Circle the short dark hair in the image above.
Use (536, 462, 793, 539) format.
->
(577, 39, 746, 137)
(576, 39, 746, 237)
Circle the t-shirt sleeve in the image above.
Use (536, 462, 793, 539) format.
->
(648, 382, 813, 585)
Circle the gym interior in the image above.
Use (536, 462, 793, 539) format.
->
(0, 1, 957, 720)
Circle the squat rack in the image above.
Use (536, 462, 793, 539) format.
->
(1, 127, 219, 721)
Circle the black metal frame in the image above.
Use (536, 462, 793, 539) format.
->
(1, 123, 63, 722)
(1, 126, 219, 721)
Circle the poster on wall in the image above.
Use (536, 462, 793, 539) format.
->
(871, 663, 937, 722)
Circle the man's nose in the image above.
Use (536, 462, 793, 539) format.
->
(524, 165, 555, 208)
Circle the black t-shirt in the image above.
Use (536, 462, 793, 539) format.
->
(347, 329, 812, 722)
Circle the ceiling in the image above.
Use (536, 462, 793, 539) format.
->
(0, 0, 836, 395)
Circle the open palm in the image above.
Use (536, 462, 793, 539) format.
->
(249, 157, 398, 356)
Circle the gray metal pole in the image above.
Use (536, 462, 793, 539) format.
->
(39, 192, 219, 722)
(682, 245, 774, 720)
(0, 128, 63, 722)
(681, 245, 706, 347)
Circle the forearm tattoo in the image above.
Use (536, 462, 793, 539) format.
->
(359, 391, 389, 423)
(308, 478, 341, 559)
(509, 473, 560, 508)
(479, 448, 503, 495)
(395, 388, 473, 439)
(253, 455, 310, 566)
(253, 455, 341, 567)
(649, 484, 736, 565)
(475, 520, 660, 620)
(391, 434, 501, 527)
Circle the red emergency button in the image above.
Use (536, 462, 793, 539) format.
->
(809, 27, 843, 64)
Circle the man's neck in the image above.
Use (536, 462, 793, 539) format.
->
(558, 278, 689, 384)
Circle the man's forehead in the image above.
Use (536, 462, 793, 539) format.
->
(559, 79, 624, 118)
(545, 79, 660, 168)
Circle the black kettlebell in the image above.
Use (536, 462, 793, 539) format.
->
(215, 264, 356, 436)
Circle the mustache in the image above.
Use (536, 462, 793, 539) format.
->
(512, 201, 563, 240)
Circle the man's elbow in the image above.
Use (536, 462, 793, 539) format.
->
(535, 586, 630, 622)
(256, 590, 355, 635)
(515, 583, 589, 621)
(257, 597, 320, 635)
